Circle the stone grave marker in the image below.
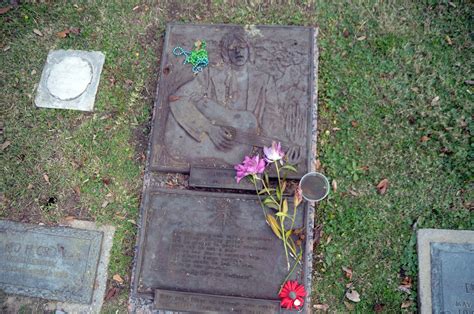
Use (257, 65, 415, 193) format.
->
(132, 23, 318, 313)
(0, 219, 113, 312)
(35, 50, 105, 111)
(417, 229, 474, 314)
(149, 23, 315, 180)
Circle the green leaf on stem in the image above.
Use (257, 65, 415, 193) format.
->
(282, 164, 297, 172)
(282, 199, 288, 214)
(276, 211, 289, 218)
(258, 188, 275, 195)
(264, 172, 270, 186)
(266, 203, 280, 210)
(263, 197, 279, 209)
(276, 186, 281, 201)
(285, 229, 292, 239)
(281, 180, 287, 195)
(266, 214, 282, 239)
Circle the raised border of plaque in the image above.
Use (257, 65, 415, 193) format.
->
(0, 220, 103, 304)
(417, 228, 474, 314)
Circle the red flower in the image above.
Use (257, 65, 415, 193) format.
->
(279, 280, 306, 310)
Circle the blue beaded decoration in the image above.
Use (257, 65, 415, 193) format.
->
(173, 40, 209, 74)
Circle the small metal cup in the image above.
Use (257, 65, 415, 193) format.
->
(299, 172, 330, 202)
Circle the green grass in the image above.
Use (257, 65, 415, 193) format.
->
(1, 1, 472, 312)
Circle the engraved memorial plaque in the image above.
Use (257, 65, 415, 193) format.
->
(150, 24, 314, 178)
(0, 220, 103, 304)
(134, 189, 306, 311)
(417, 229, 474, 314)
(431, 243, 474, 313)
(154, 289, 280, 313)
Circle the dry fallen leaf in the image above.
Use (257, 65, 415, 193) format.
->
(342, 266, 353, 280)
(401, 300, 413, 309)
(1, 140, 11, 151)
(112, 274, 124, 284)
(345, 289, 361, 302)
(332, 180, 337, 192)
(342, 28, 350, 38)
(420, 135, 430, 142)
(431, 96, 440, 105)
(376, 178, 389, 195)
(33, 29, 44, 37)
(105, 287, 119, 301)
(357, 35, 366, 41)
(101, 201, 109, 208)
(64, 216, 75, 221)
(445, 35, 453, 45)
(57, 29, 69, 38)
(349, 189, 359, 196)
(351, 120, 358, 127)
(73, 186, 81, 196)
(0, 6, 11, 14)
(401, 276, 413, 288)
(27, 183, 33, 190)
(314, 303, 329, 311)
(43, 174, 50, 185)
(315, 159, 321, 170)
(325, 235, 332, 245)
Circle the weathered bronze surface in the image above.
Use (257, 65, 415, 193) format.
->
(189, 165, 259, 190)
(134, 189, 304, 304)
(0, 220, 103, 304)
(150, 24, 314, 178)
(431, 242, 474, 313)
(154, 289, 280, 313)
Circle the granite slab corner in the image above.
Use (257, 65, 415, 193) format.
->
(417, 228, 474, 314)
(35, 49, 105, 112)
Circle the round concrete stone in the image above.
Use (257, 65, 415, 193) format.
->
(46, 57, 93, 100)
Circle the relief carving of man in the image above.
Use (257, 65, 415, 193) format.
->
(164, 32, 274, 166)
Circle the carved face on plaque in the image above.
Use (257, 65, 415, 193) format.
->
(220, 33, 250, 66)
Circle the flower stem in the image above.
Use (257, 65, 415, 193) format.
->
(274, 162, 291, 269)
(278, 248, 303, 294)
(258, 177, 278, 205)
(252, 176, 268, 217)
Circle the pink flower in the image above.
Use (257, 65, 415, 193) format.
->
(279, 280, 306, 310)
(263, 141, 284, 162)
(234, 155, 266, 183)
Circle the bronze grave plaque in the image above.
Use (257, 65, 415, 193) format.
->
(0, 220, 103, 304)
(150, 24, 315, 178)
(154, 289, 280, 313)
(134, 189, 306, 311)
